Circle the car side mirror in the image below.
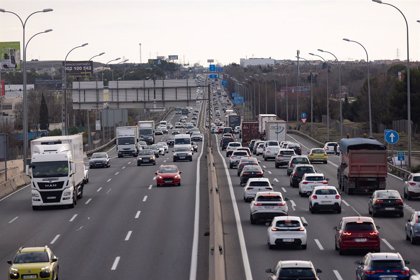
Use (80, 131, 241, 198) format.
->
(316, 268, 322, 273)
(405, 260, 410, 265)
(155, 172, 158, 175)
(52, 258, 58, 262)
(265, 268, 274, 274)
(355, 260, 363, 265)
(408, 219, 411, 222)
(284, 197, 289, 201)
(334, 226, 338, 230)
(179, 171, 182, 174)
(376, 226, 380, 229)
(7, 260, 12, 265)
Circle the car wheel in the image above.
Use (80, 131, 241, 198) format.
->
(137, 163, 141, 166)
(32, 206, 40, 211)
(334, 239, 338, 250)
(411, 234, 417, 244)
(173, 158, 177, 162)
(324, 161, 328, 164)
(153, 162, 156, 165)
(404, 189, 408, 199)
(368, 206, 371, 214)
(407, 192, 412, 200)
(339, 248, 344, 255)
(371, 209, 376, 217)
(399, 211, 404, 218)
(268, 242, 275, 250)
(301, 244, 307, 250)
(229, 164, 233, 169)
(336, 207, 342, 214)
(299, 191, 303, 197)
(250, 214, 256, 224)
(275, 164, 279, 168)
(77, 186, 84, 199)
(309, 205, 315, 214)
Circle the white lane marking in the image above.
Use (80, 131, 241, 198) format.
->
(75, 226, 84, 231)
(263, 165, 266, 168)
(114, 172, 119, 175)
(267, 170, 272, 175)
(215, 135, 253, 280)
(106, 188, 111, 194)
(111, 256, 120, 271)
(107, 178, 112, 183)
(163, 160, 167, 163)
(97, 187, 102, 192)
(128, 161, 131, 165)
(404, 203, 415, 214)
(301, 216, 308, 225)
(412, 269, 419, 275)
(333, 270, 344, 280)
(273, 178, 279, 182)
(189, 104, 205, 280)
(69, 214, 78, 222)
(143, 195, 148, 202)
(290, 200, 296, 211)
(148, 185, 153, 190)
(314, 239, 324, 250)
(281, 187, 287, 193)
(85, 198, 92, 205)
(50, 234, 60, 245)
(342, 199, 350, 207)
(8, 216, 18, 224)
(0, 183, 30, 202)
(122, 166, 126, 170)
(381, 238, 395, 250)
(125, 231, 132, 241)
(135, 211, 141, 219)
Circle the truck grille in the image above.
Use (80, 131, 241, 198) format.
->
(40, 190, 64, 203)
(38, 181, 64, 190)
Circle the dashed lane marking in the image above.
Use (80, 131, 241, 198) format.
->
(125, 231, 132, 241)
(50, 234, 60, 245)
(290, 200, 296, 211)
(114, 172, 119, 175)
(314, 239, 324, 250)
(128, 162, 131, 164)
(111, 256, 120, 271)
(106, 188, 111, 194)
(342, 199, 350, 207)
(281, 187, 287, 193)
(122, 166, 126, 170)
(267, 170, 272, 175)
(97, 187, 102, 192)
(148, 185, 153, 190)
(273, 178, 279, 182)
(333, 270, 344, 280)
(381, 238, 395, 250)
(69, 214, 78, 222)
(8, 216, 18, 224)
(107, 178, 112, 183)
(85, 198, 92, 205)
(143, 195, 148, 202)
(135, 211, 141, 219)
(412, 269, 419, 275)
(263, 165, 267, 168)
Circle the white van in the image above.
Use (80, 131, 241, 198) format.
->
(174, 133, 192, 151)
(159, 120, 167, 127)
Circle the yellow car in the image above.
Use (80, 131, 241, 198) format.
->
(8, 246, 59, 280)
(308, 148, 328, 164)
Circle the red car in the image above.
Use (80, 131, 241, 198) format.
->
(335, 216, 380, 255)
(155, 165, 182, 187)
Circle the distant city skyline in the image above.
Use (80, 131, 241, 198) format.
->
(1, 0, 419, 65)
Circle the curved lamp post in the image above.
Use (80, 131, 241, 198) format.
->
(102, 57, 121, 81)
(373, 0, 412, 169)
(318, 49, 342, 138)
(0, 8, 53, 170)
(63, 43, 88, 135)
(309, 52, 330, 141)
(89, 52, 105, 61)
(343, 38, 372, 138)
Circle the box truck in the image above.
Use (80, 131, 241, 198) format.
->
(258, 114, 277, 136)
(266, 120, 287, 142)
(138, 120, 155, 144)
(29, 135, 84, 210)
(116, 126, 138, 157)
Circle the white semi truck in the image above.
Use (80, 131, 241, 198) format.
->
(138, 120, 155, 145)
(116, 126, 139, 157)
(29, 135, 85, 210)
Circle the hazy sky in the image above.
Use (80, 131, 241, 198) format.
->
(1, 0, 419, 65)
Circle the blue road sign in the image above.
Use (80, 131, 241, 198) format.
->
(208, 74, 218, 79)
(222, 80, 228, 87)
(384, 129, 399, 144)
(216, 66, 224, 72)
(232, 92, 239, 98)
(233, 96, 244, 105)
(209, 64, 216, 72)
(397, 151, 405, 161)
(301, 112, 307, 119)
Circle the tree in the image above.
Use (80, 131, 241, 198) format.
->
(39, 93, 49, 130)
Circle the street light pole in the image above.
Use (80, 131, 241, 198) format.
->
(0, 8, 53, 171)
(297, 56, 314, 134)
(310, 52, 330, 141)
(89, 52, 105, 61)
(296, 50, 300, 122)
(373, 0, 412, 169)
(318, 49, 342, 138)
(62, 43, 88, 135)
(343, 38, 372, 137)
(102, 57, 121, 82)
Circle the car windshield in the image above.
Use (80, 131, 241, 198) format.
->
(158, 142, 167, 146)
(275, 220, 301, 228)
(139, 149, 154, 155)
(158, 166, 178, 173)
(175, 147, 191, 152)
(344, 222, 374, 231)
(117, 137, 135, 145)
(278, 268, 316, 278)
(297, 167, 315, 174)
(267, 141, 278, 146)
(92, 153, 107, 158)
(293, 158, 309, 164)
(306, 176, 324, 181)
(14, 252, 49, 263)
(229, 143, 241, 147)
(257, 195, 281, 201)
(175, 138, 191, 145)
(32, 161, 69, 178)
(315, 189, 337, 195)
(281, 151, 295, 156)
(370, 260, 403, 270)
(375, 190, 401, 199)
(249, 181, 269, 186)
(312, 149, 324, 154)
(233, 152, 248, 157)
(244, 166, 261, 172)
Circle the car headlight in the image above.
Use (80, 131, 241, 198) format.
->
(174, 175, 180, 179)
(9, 267, 19, 279)
(63, 189, 72, 197)
(157, 176, 163, 180)
(138, 157, 143, 160)
(32, 191, 40, 198)
(188, 153, 193, 156)
(151, 156, 155, 160)
(40, 266, 51, 278)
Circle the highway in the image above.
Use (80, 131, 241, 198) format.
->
(0, 101, 209, 279)
(214, 130, 420, 280)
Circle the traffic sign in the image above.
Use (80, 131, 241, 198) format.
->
(233, 96, 244, 105)
(397, 151, 405, 161)
(209, 64, 216, 72)
(208, 74, 218, 79)
(384, 129, 399, 144)
(301, 112, 307, 123)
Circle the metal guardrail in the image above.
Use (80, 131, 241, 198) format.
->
(288, 129, 411, 180)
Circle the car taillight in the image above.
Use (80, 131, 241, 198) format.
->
(335, 194, 341, 199)
(409, 182, 417, 186)
(342, 231, 352, 236)
(302, 181, 308, 184)
(364, 269, 384, 275)
(369, 231, 379, 236)
(322, 180, 328, 184)
(374, 199, 383, 205)
(398, 268, 410, 276)
(293, 172, 297, 177)
(311, 195, 317, 199)
(271, 227, 279, 232)
(395, 199, 404, 205)
(254, 203, 262, 206)
(278, 202, 286, 206)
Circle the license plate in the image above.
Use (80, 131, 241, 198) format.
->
(264, 206, 274, 209)
(23, 275, 37, 279)
(283, 238, 294, 242)
(47, 196, 56, 199)
(385, 207, 395, 210)
(355, 238, 367, 242)
(381, 278, 396, 280)
(179, 156, 185, 159)
(320, 201, 332, 204)
(164, 180, 172, 183)
(143, 159, 149, 162)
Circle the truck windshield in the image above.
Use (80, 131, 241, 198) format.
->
(139, 128, 153, 135)
(32, 161, 69, 178)
(117, 137, 135, 145)
(175, 138, 191, 145)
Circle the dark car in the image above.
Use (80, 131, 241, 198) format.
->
(89, 152, 110, 168)
(220, 136, 235, 150)
(335, 216, 380, 255)
(405, 211, 420, 244)
(368, 190, 404, 217)
(286, 142, 302, 155)
(355, 252, 410, 280)
(137, 149, 156, 166)
(237, 157, 259, 176)
(289, 164, 316, 188)
(240, 165, 264, 186)
(173, 146, 193, 162)
(166, 137, 175, 147)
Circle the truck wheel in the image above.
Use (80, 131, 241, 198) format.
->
(32, 206, 40, 211)
(77, 186, 84, 199)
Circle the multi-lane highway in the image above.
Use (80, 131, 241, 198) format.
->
(0, 101, 210, 279)
(214, 129, 420, 280)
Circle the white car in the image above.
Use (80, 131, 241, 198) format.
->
(266, 260, 321, 280)
(229, 150, 250, 169)
(234, 125, 241, 134)
(243, 178, 273, 202)
(404, 173, 420, 200)
(226, 142, 242, 157)
(157, 142, 169, 153)
(323, 141, 339, 154)
(267, 216, 308, 249)
(263, 145, 280, 161)
(255, 142, 265, 156)
(309, 186, 342, 213)
(250, 191, 288, 224)
(298, 173, 328, 196)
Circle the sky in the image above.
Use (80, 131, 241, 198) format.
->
(1, 0, 419, 66)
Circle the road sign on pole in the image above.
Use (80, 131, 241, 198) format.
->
(384, 129, 399, 144)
